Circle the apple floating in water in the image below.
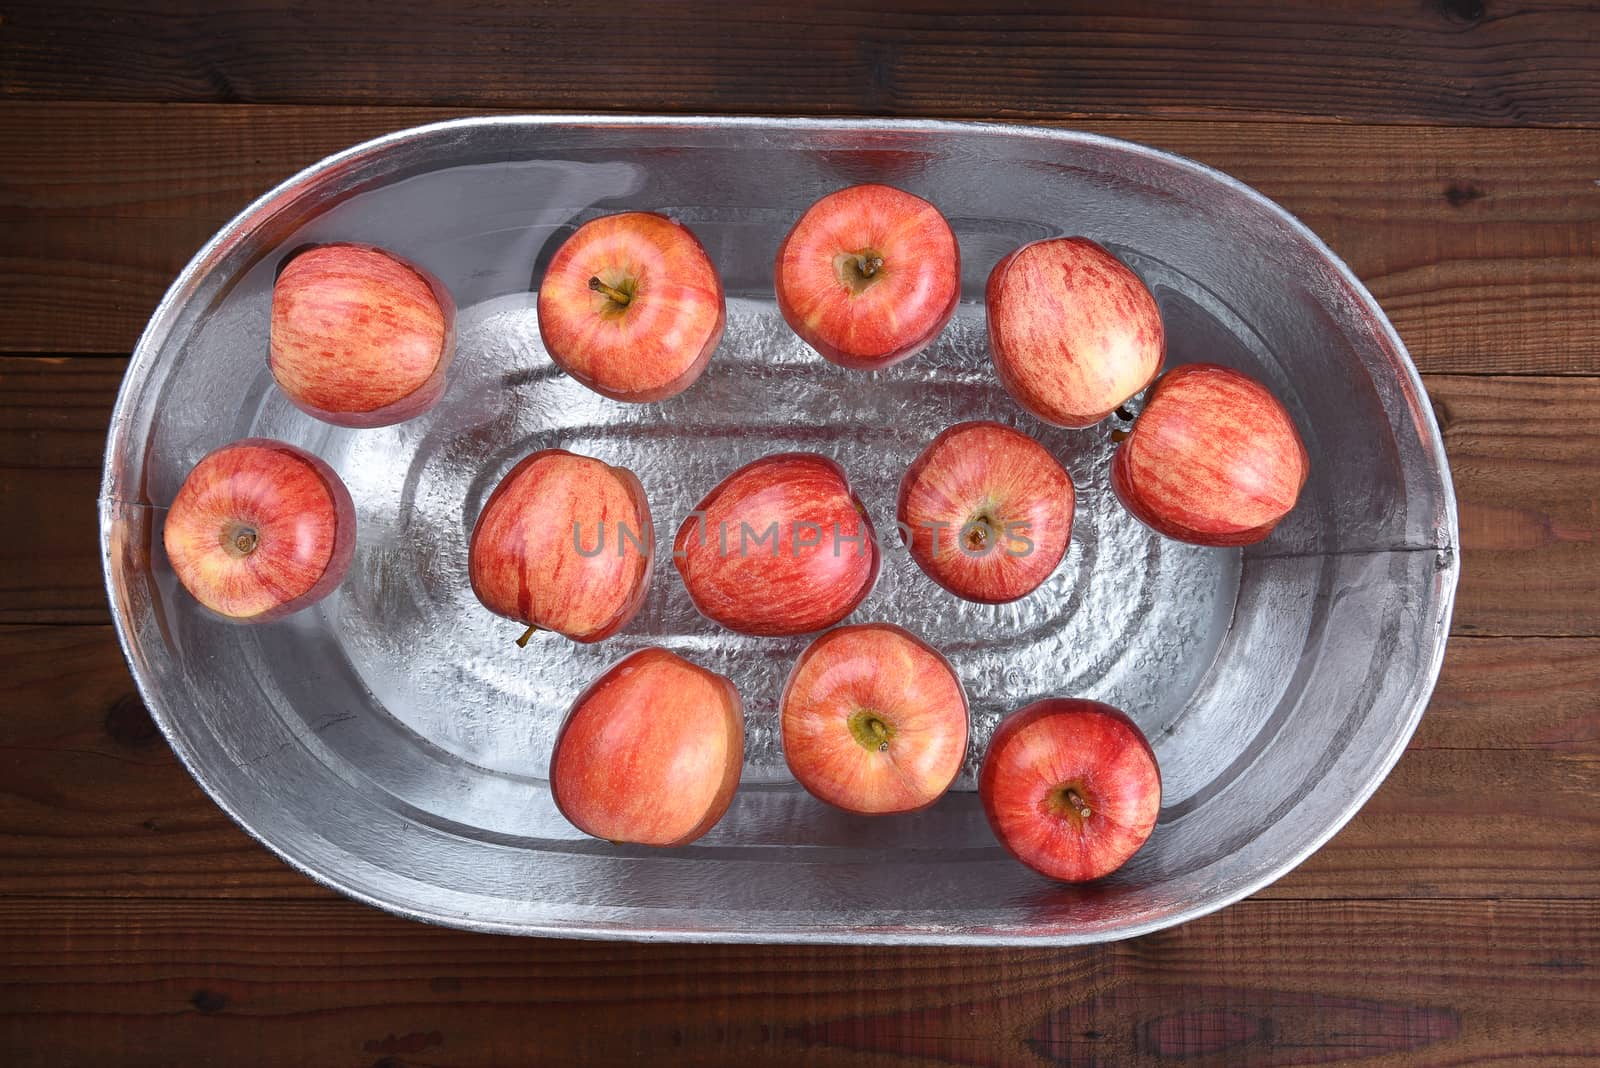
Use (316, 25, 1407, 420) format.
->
(270, 243, 455, 428)
(468, 449, 653, 645)
(775, 183, 960, 370)
(1112, 363, 1310, 546)
(986, 237, 1163, 427)
(897, 420, 1076, 604)
(673, 453, 879, 637)
(781, 622, 968, 815)
(162, 438, 356, 622)
(551, 648, 744, 847)
(979, 698, 1161, 883)
(537, 211, 725, 402)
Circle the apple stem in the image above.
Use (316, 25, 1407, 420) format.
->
(220, 524, 260, 558)
(855, 254, 884, 278)
(869, 717, 890, 752)
(515, 624, 539, 648)
(1066, 789, 1092, 819)
(1110, 405, 1137, 444)
(588, 276, 632, 306)
(965, 515, 995, 551)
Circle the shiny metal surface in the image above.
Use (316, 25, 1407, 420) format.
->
(101, 116, 1459, 943)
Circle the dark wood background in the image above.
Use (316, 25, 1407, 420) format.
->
(2, 2, 1598, 1064)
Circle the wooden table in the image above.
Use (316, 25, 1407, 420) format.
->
(2, 4, 1597, 1064)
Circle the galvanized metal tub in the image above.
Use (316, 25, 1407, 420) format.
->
(101, 117, 1458, 943)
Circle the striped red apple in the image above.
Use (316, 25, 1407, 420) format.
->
(980, 698, 1161, 882)
(468, 449, 653, 644)
(987, 237, 1163, 427)
(537, 212, 725, 402)
(674, 453, 879, 637)
(775, 184, 960, 370)
(781, 623, 968, 814)
(162, 439, 356, 622)
(897, 420, 1076, 604)
(1112, 363, 1310, 546)
(270, 243, 455, 428)
(551, 648, 744, 847)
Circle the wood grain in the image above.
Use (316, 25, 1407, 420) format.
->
(0, 356, 108, 624)
(1439, 376, 1600, 638)
(1, 625, 1593, 902)
(0, 357, 125, 469)
(1409, 635, 1600, 752)
(2, 104, 1598, 372)
(3, 0, 1599, 129)
(2, 13, 1596, 1065)
(0, 625, 315, 899)
(6, 357, 1595, 633)
(0, 895, 1594, 1067)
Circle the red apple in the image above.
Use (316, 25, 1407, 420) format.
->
(673, 453, 879, 637)
(987, 237, 1163, 427)
(551, 648, 744, 847)
(979, 699, 1161, 883)
(781, 623, 968, 814)
(775, 184, 960, 370)
(468, 449, 653, 644)
(162, 438, 356, 622)
(270, 243, 455, 428)
(897, 420, 1076, 604)
(1112, 363, 1310, 546)
(537, 212, 725, 402)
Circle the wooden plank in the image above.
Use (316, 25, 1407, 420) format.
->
(0, 356, 126, 469)
(0, 625, 322, 898)
(6, 357, 1594, 633)
(0, 467, 104, 625)
(0, 895, 1594, 1066)
(0, 354, 108, 623)
(1409, 635, 1600, 752)
(1440, 376, 1600, 639)
(1, 103, 1597, 373)
(0, 625, 1593, 902)
(2, 0, 1599, 128)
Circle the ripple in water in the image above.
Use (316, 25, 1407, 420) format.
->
(325, 298, 1240, 789)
